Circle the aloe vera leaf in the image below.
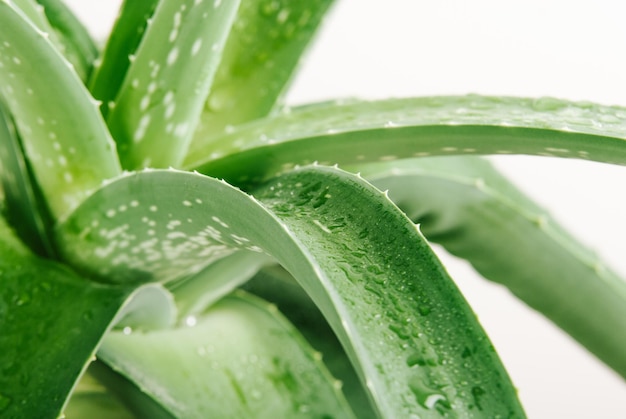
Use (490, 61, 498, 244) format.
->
(87, 361, 177, 419)
(34, 0, 98, 81)
(88, 0, 160, 117)
(244, 265, 377, 419)
(0, 2, 121, 220)
(106, 0, 240, 170)
(64, 370, 136, 419)
(97, 290, 355, 418)
(171, 250, 272, 320)
(56, 167, 525, 417)
(355, 156, 626, 379)
(0, 100, 53, 256)
(187, 95, 626, 186)
(0, 215, 131, 418)
(186, 0, 335, 158)
(11, 0, 91, 80)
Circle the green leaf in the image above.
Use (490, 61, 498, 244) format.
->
(244, 265, 377, 419)
(253, 165, 524, 417)
(56, 167, 524, 417)
(88, 0, 160, 117)
(11, 0, 93, 80)
(0, 215, 131, 418)
(0, 100, 53, 256)
(106, 0, 241, 169)
(64, 370, 135, 419)
(357, 155, 626, 379)
(0, 1, 121, 220)
(97, 290, 355, 418)
(171, 250, 272, 320)
(34, 0, 99, 81)
(187, 95, 626, 188)
(187, 0, 335, 156)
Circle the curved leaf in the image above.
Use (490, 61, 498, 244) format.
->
(106, 0, 240, 169)
(244, 265, 377, 419)
(171, 250, 272, 321)
(187, 95, 626, 187)
(357, 156, 626, 378)
(56, 167, 524, 417)
(187, 0, 335, 155)
(0, 215, 131, 418)
(97, 290, 355, 418)
(0, 2, 121, 219)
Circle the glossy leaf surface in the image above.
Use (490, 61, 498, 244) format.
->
(189, 96, 626, 188)
(359, 156, 626, 378)
(56, 167, 524, 417)
(0, 216, 130, 418)
(98, 291, 354, 418)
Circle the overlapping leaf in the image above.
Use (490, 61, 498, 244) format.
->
(106, 0, 241, 169)
(357, 156, 626, 378)
(97, 291, 354, 418)
(0, 215, 131, 418)
(56, 167, 525, 417)
(188, 96, 626, 188)
(0, 2, 121, 219)
(187, 0, 335, 155)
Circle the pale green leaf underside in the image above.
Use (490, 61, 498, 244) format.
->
(188, 0, 335, 151)
(358, 156, 626, 378)
(0, 215, 131, 418)
(188, 95, 626, 188)
(0, 2, 121, 219)
(98, 290, 354, 418)
(107, 0, 240, 169)
(171, 250, 272, 321)
(56, 167, 524, 417)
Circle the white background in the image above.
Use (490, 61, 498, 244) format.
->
(64, 1, 626, 417)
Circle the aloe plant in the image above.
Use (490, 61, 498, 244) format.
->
(1, 0, 625, 417)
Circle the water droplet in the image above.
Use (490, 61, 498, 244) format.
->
(409, 377, 451, 412)
(532, 97, 565, 112)
(472, 385, 486, 410)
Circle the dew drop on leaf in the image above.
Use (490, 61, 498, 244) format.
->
(531, 97, 566, 112)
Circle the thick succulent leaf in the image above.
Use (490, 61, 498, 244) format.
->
(357, 156, 626, 379)
(171, 250, 272, 321)
(56, 167, 524, 417)
(34, 0, 98, 81)
(81, 361, 176, 419)
(244, 265, 377, 419)
(88, 0, 160, 117)
(0, 2, 121, 220)
(106, 0, 240, 169)
(0, 100, 53, 256)
(187, 0, 335, 156)
(188, 95, 626, 187)
(64, 370, 135, 419)
(0, 215, 132, 418)
(253, 166, 524, 417)
(97, 290, 355, 418)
